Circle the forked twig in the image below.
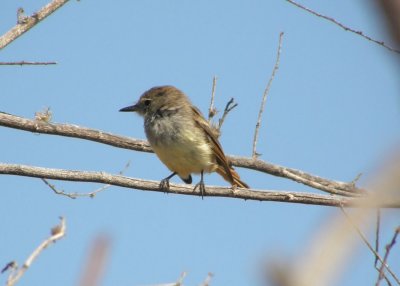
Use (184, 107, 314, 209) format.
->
(42, 161, 131, 199)
(217, 98, 238, 132)
(285, 0, 400, 54)
(252, 32, 284, 158)
(376, 227, 400, 286)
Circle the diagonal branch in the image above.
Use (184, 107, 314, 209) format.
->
(0, 0, 70, 50)
(0, 163, 374, 207)
(0, 111, 363, 196)
(285, 0, 400, 54)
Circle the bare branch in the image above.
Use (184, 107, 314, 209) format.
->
(0, 162, 379, 207)
(0, 61, 57, 66)
(0, 111, 363, 196)
(5, 217, 66, 286)
(252, 32, 284, 158)
(340, 206, 400, 285)
(0, 0, 70, 50)
(285, 0, 400, 54)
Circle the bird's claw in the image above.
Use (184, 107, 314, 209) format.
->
(159, 179, 170, 192)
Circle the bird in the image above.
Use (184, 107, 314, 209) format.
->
(120, 85, 249, 196)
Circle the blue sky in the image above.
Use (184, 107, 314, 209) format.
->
(1, 1, 399, 285)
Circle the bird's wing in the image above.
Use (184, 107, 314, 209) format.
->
(190, 106, 234, 183)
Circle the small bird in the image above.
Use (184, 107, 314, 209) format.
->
(120, 85, 249, 196)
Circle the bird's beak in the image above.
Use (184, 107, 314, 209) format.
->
(119, 104, 139, 112)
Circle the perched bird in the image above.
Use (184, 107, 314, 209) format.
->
(120, 85, 249, 196)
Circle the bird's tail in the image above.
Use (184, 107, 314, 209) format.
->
(216, 165, 249, 189)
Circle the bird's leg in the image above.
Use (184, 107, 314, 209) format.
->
(160, 172, 177, 192)
(194, 170, 206, 199)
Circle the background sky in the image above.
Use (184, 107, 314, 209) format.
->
(1, 1, 399, 286)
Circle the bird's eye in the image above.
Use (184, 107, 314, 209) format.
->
(143, 99, 151, 106)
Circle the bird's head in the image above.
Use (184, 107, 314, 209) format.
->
(119, 85, 188, 117)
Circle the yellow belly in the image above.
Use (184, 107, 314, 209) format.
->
(152, 137, 217, 179)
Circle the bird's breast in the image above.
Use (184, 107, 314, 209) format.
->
(144, 115, 217, 177)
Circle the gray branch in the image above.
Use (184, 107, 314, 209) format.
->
(0, 163, 386, 207)
(0, 111, 363, 197)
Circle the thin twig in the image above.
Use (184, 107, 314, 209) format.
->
(376, 227, 400, 286)
(252, 32, 284, 159)
(0, 111, 365, 196)
(375, 209, 381, 267)
(339, 206, 400, 285)
(0, 0, 70, 50)
(285, 0, 400, 54)
(0, 162, 376, 207)
(208, 76, 218, 121)
(42, 161, 131, 199)
(5, 217, 66, 286)
(0, 61, 57, 66)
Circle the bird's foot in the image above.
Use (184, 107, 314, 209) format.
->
(159, 172, 177, 193)
(193, 181, 206, 199)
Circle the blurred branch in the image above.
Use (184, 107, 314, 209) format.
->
(0, 111, 363, 196)
(252, 32, 284, 159)
(0, 61, 57, 66)
(0, 162, 382, 207)
(285, 0, 400, 54)
(0, 0, 70, 50)
(78, 235, 111, 286)
(266, 149, 400, 286)
(199, 272, 214, 286)
(378, 0, 400, 47)
(4, 217, 66, 286)
(340, 206, 400, 285)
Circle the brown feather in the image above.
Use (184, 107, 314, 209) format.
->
(191, 106, 249, 188)
(216, 165, 249, 189)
